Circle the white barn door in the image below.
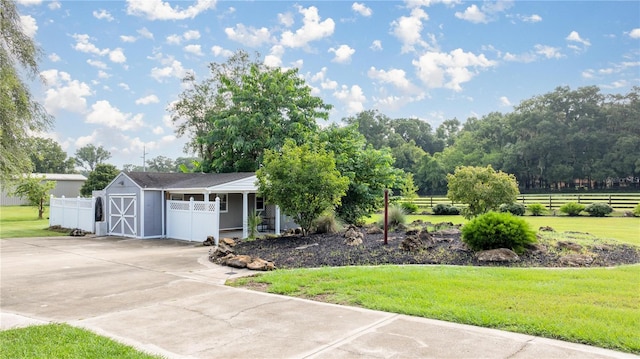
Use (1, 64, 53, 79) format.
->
(108, 195, 137, 237)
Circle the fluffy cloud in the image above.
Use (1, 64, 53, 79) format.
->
(370, 40, 382, 51)
(93, 9, 114, 21)
(391, 7, 429, 53)
(520, 14, 542, 23)
(184, 44, 203, 56)
(309, 67, 338, 93)
(48, 53, 61, 62)
(225, 24, 272, 47)
(352, 2, 372, 17)
(126, 0, 216, 20)
(329, 45, 355, 63)
(72, 34, 127, 64)
(413, 49, 496, 91)
(135, 94, 159, 105)
(534, 44, 563, 59)
(86, 100, 144, 131)
(455, 0, 513, 23)
(630, 28, 640, 39)
(211, 45, 233, 57)
(455, 4, 486, 23)
(368, 67, 419, 93)
(566, 31, 591, 51)
(278, 12, 294, 27)
(264, 45, 285, 68)
(499, 96, 512, 107)
(138, 27, 154, 39)
(120, 35, 137, 43)
(108, 48, 127, 63)
(40, 69, 93, 114)
(280, 5, 335, 48)
(166, 30, 200, 45)
(333, 85, 366, 114)
(150, 57, 187, 82)
(19, 15, 38, 38)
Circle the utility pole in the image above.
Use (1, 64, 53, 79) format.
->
(141, 145, 148, 172)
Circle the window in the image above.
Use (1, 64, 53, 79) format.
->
(170, 193, 184, 201)
(208, 193, 228, 212)
(256, 196, 265, 211)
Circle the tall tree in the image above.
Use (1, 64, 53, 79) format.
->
(389, 117, 444, 154)
(343, 110, 392, 149)
(27, 137, 75, 173)
(146, 155, 175, 172)
(80, 164, 119, 196)
(74, 144, 111, 172)
(0, 0, 53, 182)
(435, 118, 461, 147)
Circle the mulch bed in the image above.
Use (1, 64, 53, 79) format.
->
(213, 222, 640, 269)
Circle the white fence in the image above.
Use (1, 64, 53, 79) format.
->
(166, 198, 220, 244)
(49, 195, 95, 233)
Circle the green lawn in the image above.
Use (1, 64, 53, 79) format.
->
(230, 264, 640, 354)
(0, 206, 68, 238)
(0, 324, 162, 359)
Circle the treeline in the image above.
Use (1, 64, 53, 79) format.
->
(348, 86, 640, 194)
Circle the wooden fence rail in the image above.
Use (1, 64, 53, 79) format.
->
(402, 194, 640, 211)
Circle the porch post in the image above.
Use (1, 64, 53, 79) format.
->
(242, 192, 248, 238)
(275, 205, 281, 235)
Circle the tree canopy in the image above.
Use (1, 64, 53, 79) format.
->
(75, 144, 111, 172)
(27, 137, 75, 174)
(1, 0, 52, 183)
(11, 174, 55, 219)
(81, 164, 119, 197)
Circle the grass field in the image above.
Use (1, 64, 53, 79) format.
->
(0, 206, 68, 238)
(0, 324, 161, 359)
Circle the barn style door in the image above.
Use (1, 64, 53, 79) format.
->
(108, 195, 137, 237)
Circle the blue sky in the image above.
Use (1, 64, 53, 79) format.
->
(17, 0, 640, 169)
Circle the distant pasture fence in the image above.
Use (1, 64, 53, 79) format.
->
(402, 194, 640, 212)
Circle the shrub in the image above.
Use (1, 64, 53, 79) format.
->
(499, 203, 526, 216)
(401, 201, 419, 214)
(386, 205, 406, 228)
(461, 212, 536, 253)
(559, 202, 585, 216)
(432, 204, 460, 215)
(584, 203, 613, 217)
(313, 212, 343, 234)
(634, 203, 640, 217)
(527, 203, 546, 216)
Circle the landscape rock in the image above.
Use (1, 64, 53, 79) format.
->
(559, 254, 593, 267)
(210, 242, 234, 258)
(344, 235, 363, 246)
(525, 243, 547, 254)
(477, 248, 520, 263)
(69, 228, 86, 236)
(557, 241, 583, 252)
(203, 236, 216, 246)
(225, 254, 252, 268)
(401, 234, 424, 252)
(220, 237, 236, 246)
(247, 258, 276, 271)
(365, 225, 383, 234)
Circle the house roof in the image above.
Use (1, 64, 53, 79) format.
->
(124, 172, 256, 191)
(32, 173, 87, 181)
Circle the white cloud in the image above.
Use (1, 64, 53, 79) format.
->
(108, 48, 127, 63)
(97, 70, 110, 79)
(630, 28, 640, 39)
(499, 96, 511, 107)
(520, 14, 542, 23)
(40, 69, 92, 114)
(413, 48, 496, 92)
(352, 2, 372, 17)
(278, 12, 294, 27)
(118, 83, 131, 91)
(368, 67, 419, 93)
(225, 24, 272, 47)
(534, 44, 563, 59)
(48, 53, 61, 62)
(126, 0, 217, 20)
(184, 44, 203, 56)
(329, 44, 355, 63)
(391, 7, 429, 53)
(166, 34, 182, 45)
(333, 84, 366, 114)
(280, 5, 335, 48)
(211, 45, 233, 57)
(455, 4, 486, 24)
(16, 0, 41, 6)
(48, 1, 61, 10)
(19, 15, 38, 38)
(309, 67, 338, 92)
(566, 31, 591, 48)
(120, 35, 137, 43)
(150, 58, 187, 82)
(183, 30, 200, 40)
(93, 9, 114, 21)
(370, 40, 382, 51)
(152, 126, 165, 135)
(137, 27, 154, 39)
(86, 100, 144, 131)
(264, 45, 284, 68)
(135, 94, 160, 105)
(87, 59, 108, 69)
(72, 34, 109, 56)
(581, 69, 594, 79)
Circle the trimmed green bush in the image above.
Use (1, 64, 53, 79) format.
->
(559, 202, 585, 216)
(461, 212, 536, 253)
(499, 203, 526, 216)
(313, 212, 343, 234)
(584, 203, 613, 217)
(400, 202, 419, 214)
(527, 203, 546, 216)
(432, 204, 460, 215)
(634, 203, 640, 217)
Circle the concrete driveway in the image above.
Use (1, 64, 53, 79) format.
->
(1, 236, 636, 359)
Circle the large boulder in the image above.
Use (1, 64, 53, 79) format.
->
(210, 242, 234, 259)
(247, 258, 276, 271)
(225, 255, 252, 268)
(557, 241, 583, 252)
(476, 248, 519, 263)
(559, 254, 593, 267)
(344, 226, 364, 246)
(401, 234, 424, 252)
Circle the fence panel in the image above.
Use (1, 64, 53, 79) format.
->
(166, 198, 219, 244)
(49, 195, 95, 232)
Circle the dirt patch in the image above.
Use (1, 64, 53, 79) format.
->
(214, 223, 640, 269)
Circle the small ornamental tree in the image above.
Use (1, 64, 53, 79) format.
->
(256, 140, 349, 236)
(446, 165, 519, 219)
(12, 175, 56, 219)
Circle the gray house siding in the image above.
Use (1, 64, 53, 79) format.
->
(142, 190, 163, 237)
(104, 173, 142, 237)
(220, 193, 244, 229)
